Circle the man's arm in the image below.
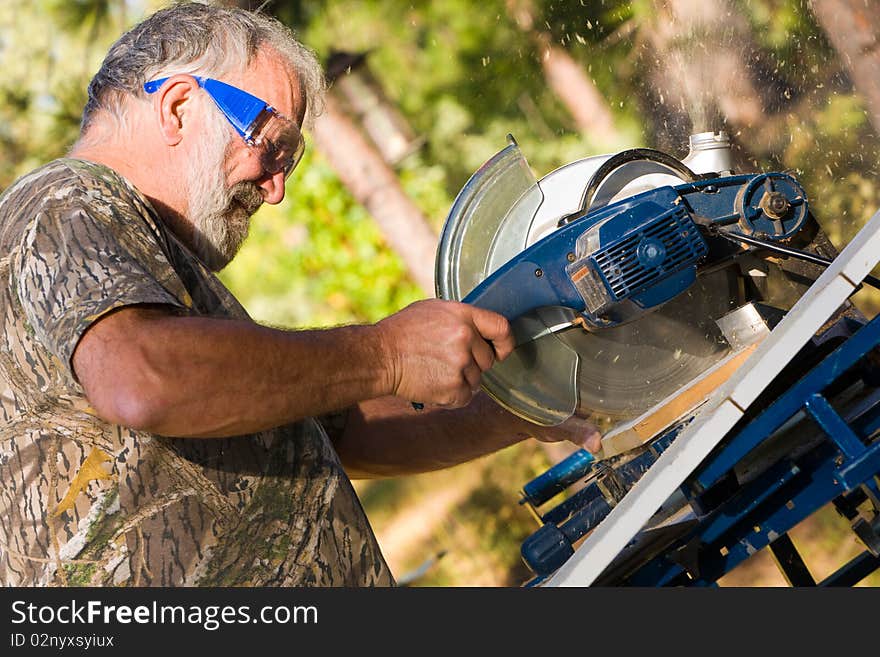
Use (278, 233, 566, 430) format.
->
(71, 299, 514, 437)
(333, 393, 602, 479)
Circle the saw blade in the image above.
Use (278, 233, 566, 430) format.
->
(436, 146, 821, 430)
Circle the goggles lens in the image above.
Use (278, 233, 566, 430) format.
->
(144, 75, 305, 179)
(248, 107, 305, 178)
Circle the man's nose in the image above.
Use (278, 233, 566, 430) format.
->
(258, 169, 286, 205)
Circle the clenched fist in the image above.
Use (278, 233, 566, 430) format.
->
(376, 299, 514, 408)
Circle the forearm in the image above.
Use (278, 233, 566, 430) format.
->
(73, 298, 517, 439)
(333, 393, 541, 478)
(73, 307, 391, 437)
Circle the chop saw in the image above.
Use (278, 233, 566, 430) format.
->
(436, 132, 880, 586)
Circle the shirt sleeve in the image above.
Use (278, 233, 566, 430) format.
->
(14, 179, 189, 374)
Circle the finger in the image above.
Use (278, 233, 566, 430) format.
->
(470, 335, 496, 372)
(469, 307, 514, 358)
(440, 384, 474, 409)
(555, 416, 603, 452)
(581, 427, 603, 454)
(462, 363, 483, 392)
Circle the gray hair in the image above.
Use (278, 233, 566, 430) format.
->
(80, 1, 325, 134)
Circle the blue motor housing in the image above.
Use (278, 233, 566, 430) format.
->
(567, 200, 708, 327)
(462, 173, 808, 331)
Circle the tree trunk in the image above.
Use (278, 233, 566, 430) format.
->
(809, 0, 880, 137)
(506, 0, 624, 148)
(311, 95, 438, 293)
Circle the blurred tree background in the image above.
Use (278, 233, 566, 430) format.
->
(2, 0, 879, 586)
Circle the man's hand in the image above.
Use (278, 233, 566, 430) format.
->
(530, 415, 603, 454)
(376, 299, 514, 409)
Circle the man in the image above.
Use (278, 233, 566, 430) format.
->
(0, 2, 599, 586)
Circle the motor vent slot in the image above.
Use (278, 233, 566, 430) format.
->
(592, 207, 707, 302)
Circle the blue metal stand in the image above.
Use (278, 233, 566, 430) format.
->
(520, 313, 880, 586)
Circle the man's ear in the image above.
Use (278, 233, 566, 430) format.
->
(152, 75, 201, 146)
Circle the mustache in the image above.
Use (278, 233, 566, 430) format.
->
(230, 182, 263, 215)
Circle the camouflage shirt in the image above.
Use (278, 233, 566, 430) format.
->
(0, 158, 393, 586)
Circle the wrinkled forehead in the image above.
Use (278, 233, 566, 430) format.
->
(231, 47, 305, 124)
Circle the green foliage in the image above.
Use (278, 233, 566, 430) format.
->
(0, 1, 151, 188)
(739, 0, 826, 54)
(730, 0, 880, 272)
(291, 0, 640, 193)
(6, 0, 880, 313)
(780, 93, 880, 248)
(5, 0, 880, 586)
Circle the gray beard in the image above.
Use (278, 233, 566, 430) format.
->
(185, 115, 264, 271)
(191, 179, 263, 272)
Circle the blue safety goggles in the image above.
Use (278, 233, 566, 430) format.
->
(144, 75, 305, 179)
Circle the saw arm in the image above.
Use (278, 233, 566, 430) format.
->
(464, 172, 809, 332)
